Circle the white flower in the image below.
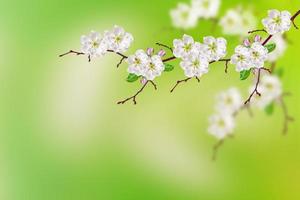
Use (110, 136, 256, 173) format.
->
(173, 34, 197, 59)
(127, 50, 149, 76)
(262, 10, 291, 35)
(104, 25, 134, 53)
(219, 7, 257, 36)
(203, 36, 227, 61)
(80, 31, 108, 58)
(249, 42, 268, 69)
(208, 114, 235, 139)
(191, 0, 220, 19)
(170, 3, 199, 30)
(143, 55, 165, 81)
(251, 75, 282, 108)
(267, 34, 287, 62)
(180, 52, 209, 78)
(215, 88, 242, 115)
(231, 45, 251, 72)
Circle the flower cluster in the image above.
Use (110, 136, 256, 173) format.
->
(173, 34, 227, 78)
(127, 49, 165, 81)
(250, 74, 282, 109)
(262, 10, 291, 35)
(231, 38, 268, 72)
(170, 0, 220, 30)
(208, 88, 242, 139)
(219, 6, 257, 36)
(81, 25, 133, 59)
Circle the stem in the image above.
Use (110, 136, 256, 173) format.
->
(244, 68, 262, 105)
(279, 96, 294, 135)
(156, 42, 173, 53)
(59, 50, 85, 57)
(162, 56, 176, 63)
(170, 77, 192, 93)
(212, 139, 224, 161)
(117, 80, 156, 105)
(291, 9, 300, 29)
(248, 29, 267, 34)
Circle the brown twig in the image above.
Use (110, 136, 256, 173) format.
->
(155, 42, 173, 53)
(210, 58, 231, 73)
(107, 50, 128, 68)
(244, 68, 262, 105)
(59, 50, 85, 57)
(279, 96, 294, 135)
(170, 77, 192, 93)
(162, 56, 176, 63)
(291, 9, 300, 29)
(248, 29, 267, 34)
(212, 139, 224, 161)
(117, 80, 156, 105)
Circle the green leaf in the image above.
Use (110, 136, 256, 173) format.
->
(240, 69, 251, 80)
(164, 63, 174, 72)
(265, 43, 276, 53)
(126, 73, 140, 83)
(274, 67, 284, 78)
(265, 103, 274, 115)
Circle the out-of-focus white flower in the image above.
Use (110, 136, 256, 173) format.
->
(251, 75, 282, 108)
(262, 10, 291, 35)
(191, 0, 220, 19)
(203, 36, 227, 61)
(104, 25, 134, 53)
(173, 34, 197, 59)
(127, 50, 149, 76)
(215, 88, 242, 115)
(143, 55, 165, 81)
(231, 45, 251, 72)
(249, 42, 268, 69)
(219, 7, 257, 36)
(208, 114, 235, 139)
(170, 3, 199, 30)
(267, 34, 287, 62)
(81, 31, 108, 58)
(180, 52, 209, 78)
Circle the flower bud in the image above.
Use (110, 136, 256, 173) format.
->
(254, 35, 262, 43)
(158, 49, 166, 57)
(147, 48, 154, 56)
(140, 77, 147, 85)
(243, 39, 251, 47)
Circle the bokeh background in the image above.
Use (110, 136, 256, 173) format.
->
(1, 0, 300, 199)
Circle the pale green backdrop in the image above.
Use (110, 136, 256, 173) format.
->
(0, 0, 300, 199)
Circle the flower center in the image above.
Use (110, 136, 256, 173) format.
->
(273, 16, 282, 25)
(217, 119, 225, 127)
(181, 11, 189, 20)
(192, 59, 200, 68)
(92, 41, 99, 48)
(252, 51, 260, 59)
(115, 36, 122, 43)
(209, 42, 217, 52)
(202, 0, 210, 8)
(183, 43, 192, 52)
(134, 58, 141, 65)
(149, 62, 156, 70)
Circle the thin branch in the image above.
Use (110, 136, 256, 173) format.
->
(59, 50, 85, 57)
(210, 58, 231, 73)
(148, 80, 157, 90)
(291, 9, 300, 29)
(117, 81, 155, 105)
(262, 35, 273, 46)
(155, 42, 173, 53)
(248, 29, 267, 34)
(162, 56, 176, 63)
(170, 77, 192, 93)
(244, 68, 262, 105)
(261, 67, 272, 73)
(279, 96, 294, 135)
(212, 139, 224, 161)
(107, 50, 128, 68)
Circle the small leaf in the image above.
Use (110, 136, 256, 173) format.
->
(240, 69, 251, 80)
(274, 68, 284, 78)
(126, 73, 140, 83)
(265, 43, 276, 53)
(265, 103, 274, 115)
(164, 63, 174, 72)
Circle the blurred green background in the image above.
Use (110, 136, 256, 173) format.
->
(1, 0, 300, 199)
